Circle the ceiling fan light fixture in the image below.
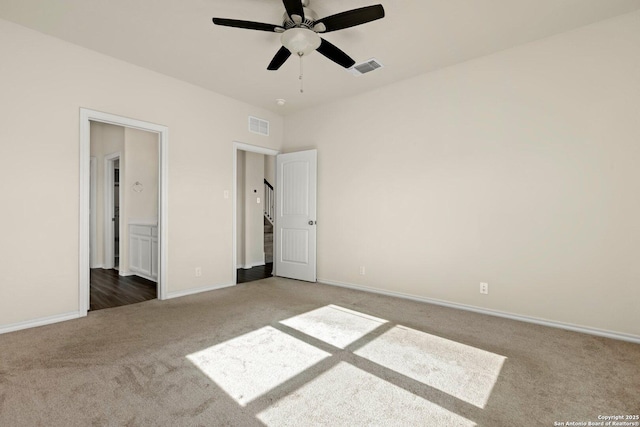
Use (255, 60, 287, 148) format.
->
(281, 28, 320, 56)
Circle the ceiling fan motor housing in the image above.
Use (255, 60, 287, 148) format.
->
(282, 7, 318, 29)
(212, 0, 385, 70)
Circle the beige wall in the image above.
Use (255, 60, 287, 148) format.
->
(89, 122, 125, 267)
(236, 150, 266, 268)
(89, 124, 157, 274)
(236, 150, 246, 267)
(264, 155, 276, 187)
(123, 127, 158, 222)
(0, 18, 282, 328)
(122, 127, 158, 274)
(2, 10, 639, 339)
(283, 11, 640, 336)
(244, 151, 265, 267)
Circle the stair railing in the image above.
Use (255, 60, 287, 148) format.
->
(264, 179, 274, 224)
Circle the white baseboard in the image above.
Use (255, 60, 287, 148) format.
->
(239, 261, 266, 270)
(165, 282, 235, 300)
(0, 311, 82, 335)
(91, 263, 104, 269)
(121, 270, 158, 284)
(318, 278, 640, 344)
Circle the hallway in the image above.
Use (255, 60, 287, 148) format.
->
(237, 263, 273, 284)
(90, 269, 156, 311)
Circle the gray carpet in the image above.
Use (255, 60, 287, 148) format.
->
(0, 277, 638, 426)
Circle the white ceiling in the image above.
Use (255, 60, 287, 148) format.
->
(2, 0, 639, 115)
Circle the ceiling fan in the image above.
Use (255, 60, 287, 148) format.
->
(212, 0, 385, 71)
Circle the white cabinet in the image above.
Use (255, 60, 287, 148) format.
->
(129, 224, 158, 282)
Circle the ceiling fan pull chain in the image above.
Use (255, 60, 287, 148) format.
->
(299, 53, 304, 93)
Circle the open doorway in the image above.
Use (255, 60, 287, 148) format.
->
(102, 151, 120, 271)
(80, 108, 168, 317)
(236, 150, 276, 283)
(88, 122, 159, 310)
(232, 144, 318, 284)
(233, 143, 279, 284)
(113, 159, 120, 269)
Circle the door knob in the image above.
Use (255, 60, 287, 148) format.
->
(308, 220, 316, 225)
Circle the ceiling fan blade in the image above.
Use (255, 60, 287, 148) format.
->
(212, 18, 283, 32)
(267, 46, 292, 70)
(315, 5, 385, 33)
(282, 0, 305, 21)
(316, 39, 355, 68)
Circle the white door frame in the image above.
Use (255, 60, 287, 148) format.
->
(103, 152, 121, 270)
(233, 142, 279, 285)
(79, 108, 169, 316)
(89, 157, 98, 268)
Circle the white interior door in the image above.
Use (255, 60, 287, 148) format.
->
(275, 149, 317, 282)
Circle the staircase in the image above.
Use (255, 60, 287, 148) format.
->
(264, 216, 273, 263)
(264, 179, 274, 264)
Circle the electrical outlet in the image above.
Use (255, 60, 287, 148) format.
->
(359, 266, 366, 275)
(223, 190, 229, 199)
(480, 282, 489, 295)
(195, 267, 202, 277)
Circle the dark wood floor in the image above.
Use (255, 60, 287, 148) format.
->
(237, 263, 273, 284)
(90, 269, 157, 311)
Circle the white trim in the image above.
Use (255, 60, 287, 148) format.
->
(233, 142, 280, 286)
(118, 270, 135, 277)
(128, 218, 158, 226)
(103, 151, 121, 270)
(318, 278, 640, 344)
(238, 261, 266, 270)
(80, 108, 169, 318)
(0, 312, 81, 335)
(235, 142, 280, 156)
(165, 283, 235, 300)
(80, 113, 91, 312)
(89, 157, 98, 268)
(124, 271, 154, 281)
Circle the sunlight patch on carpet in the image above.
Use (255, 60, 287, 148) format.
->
(257, 362, 475, 427)
(280, 305, 387, 349)
(186, 326, 330, 406)
(354, 325, 506, 408)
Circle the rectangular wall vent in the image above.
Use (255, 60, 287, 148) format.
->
(348, 58, 384, 76)
(249, 116, 269, 136)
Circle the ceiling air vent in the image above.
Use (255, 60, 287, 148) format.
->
(348, 58, 384, 76)
(248, 116, 269, 136)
